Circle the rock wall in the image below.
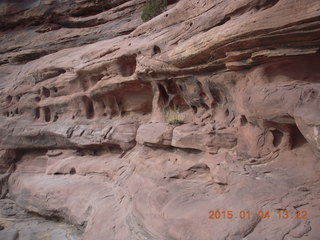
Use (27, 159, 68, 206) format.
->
(0, 0, 320, 239)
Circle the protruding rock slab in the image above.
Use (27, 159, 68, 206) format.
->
(103, 122, 139, 151)
(172, 124, 237, 153)
(136, 123, 174, 146)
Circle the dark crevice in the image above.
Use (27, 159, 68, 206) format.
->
(158, 83, 169, 107)
(215, 16, 231, 27)
(6, 95, 12, 103)
(91, 74, 103, 84)
(271, 129, 283, 147)
(153, 45, 161, 55)
(26, 209, 64, 222)
(44, 107, 51, 122)
(82, 96, 94, 119)
(0, 0, 129, 31)
(51, 87, 58, 93)
(291, 125, 307, 149)
(167, 81, 178, 95)
(10, 50, 50, 64)
(117, 55, 137, 77)
(255, 0, 280, 10)
(240, 115, 248, 125)
(167, 0, 179, 5)
(201, 102, 210, 110)
(187, 163, 210, 172)
(35, 107, 40, 119)
(42, 87, 50, 98)
(70, 167, 76, 175)
(208, 83, 223, 104)
(54, 172, 65, 175)
(69, 0, 128, 17)
(76, 144, 122, 156)
(53, 113, 59, 122)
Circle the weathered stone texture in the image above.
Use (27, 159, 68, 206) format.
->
(0, 0, 320, 239)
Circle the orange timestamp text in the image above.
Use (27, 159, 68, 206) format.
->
(208, 210, 307, 220)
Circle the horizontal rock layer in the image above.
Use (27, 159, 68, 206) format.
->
(0, 0, 320, 239)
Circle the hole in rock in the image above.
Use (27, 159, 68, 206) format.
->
(14, 108, 19, 115)
(153, 45, 161, 55)
(117, 55, 137, 77)
(6, 95, 12, 103)
(158, 84, 169, 106)
(16, 95, 21, 101)
(35, 107, 40, 119)
(35, 96, 41, 102)
(271, 129, 283, 148)
(208, 83, 223, 104)
(53, 113, 59, 122)
(43, 107, 51, 122)
(70, 168, 76, 175)
(82, 96, 94, 119)
(168, 0, 179, 4)
(225, 109, 229, 117)
(291, 125, 307, 149)
(189, 22, 193, 26)
(240, 115, 248, 125)
(51, 87, 58, 93)
(42, 87, 50, 98)
(191, 105, 197, 113)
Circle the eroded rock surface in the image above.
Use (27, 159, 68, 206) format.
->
(1, 0, 320, 239)
(0, 199, 81, 240)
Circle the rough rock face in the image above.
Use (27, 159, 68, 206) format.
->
(1, 0, 320, 239)
(0, 198, 81, 240)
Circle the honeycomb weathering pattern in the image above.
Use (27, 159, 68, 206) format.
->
(0, 0, 320, 239)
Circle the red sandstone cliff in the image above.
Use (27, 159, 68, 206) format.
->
(0, 0, 320, 239)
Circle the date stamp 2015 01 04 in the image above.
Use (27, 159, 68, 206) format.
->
(208, 210, 307, 220)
